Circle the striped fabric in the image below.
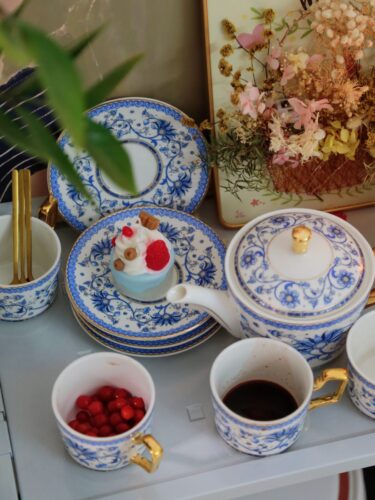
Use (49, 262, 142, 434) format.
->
(0, 67, 60, 202)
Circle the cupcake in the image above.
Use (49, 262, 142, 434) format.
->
(109, 211, 175, 298)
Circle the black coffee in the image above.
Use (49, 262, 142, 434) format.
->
(223, 379, 298, 421)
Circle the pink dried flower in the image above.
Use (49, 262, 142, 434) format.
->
(307, 54, 323, 67)
(266, 47, 282, 70)
(237, 24, 265, 50)
(288, 98, 333, 129)
(239, 83, 266, 119)
(280, 65, 295, 86)
(272, 149, 299, 167)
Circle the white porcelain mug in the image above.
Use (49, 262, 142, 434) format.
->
(347, 310, 375, 419)
(52, 352, 163, 471)
(210, 338, 348, 456)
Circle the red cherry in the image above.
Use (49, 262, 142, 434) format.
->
(129, 397, 145, 410)
(97, 386, 114, 402)
(122, 226, 134, 238)
(145, 240, 170, 271)
(133, 409, 145, 424)
(77, 422, 90, 434)
(87, 400, 104, 416)
(76, 411, 90, 423)
(86, 430, 98, 437)
(68, 419, 79, 430)
(111, 236, 117, 247)
(121, 405, 135, 421)
(116, 422, 130, 434)
(108, 398, 127, 412)
(92, 413, 109, 428)
(113, 388, 130, 400)
(76, 395, 92, 410)
(98, 425, 112, 437)
(109, 412, 123, 427)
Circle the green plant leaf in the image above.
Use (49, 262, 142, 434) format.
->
(69, 25, 105, 59)
(16, 106, 89, 196)
(0, 18, 30, 64)
(0, 27, 105, 104)
(14, 20, 86, 146)
(85, 118, 137, 194)
(301, 28, 313, 39)
(85, 54, 142, 109)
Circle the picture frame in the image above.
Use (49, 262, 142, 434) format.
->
(202, 0, 375, 228)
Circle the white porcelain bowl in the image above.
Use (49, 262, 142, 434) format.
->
(0, 215, 61, 321)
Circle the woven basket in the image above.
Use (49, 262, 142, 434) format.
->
(267, 150, 369, 195)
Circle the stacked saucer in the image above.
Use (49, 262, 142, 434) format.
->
(48, 98, 210, 232)
(65, 207, 226, 357)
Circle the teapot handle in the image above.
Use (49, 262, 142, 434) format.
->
(365, 247, 375, 308)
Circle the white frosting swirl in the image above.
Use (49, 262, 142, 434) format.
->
(113, 224, 171, 275)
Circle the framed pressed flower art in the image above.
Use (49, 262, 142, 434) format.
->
(202, 0, 375, 227)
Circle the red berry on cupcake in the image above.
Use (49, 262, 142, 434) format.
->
(145, 240, 170, 271)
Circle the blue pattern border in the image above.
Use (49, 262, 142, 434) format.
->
(0, 261, 60, 294)
(233, 293, 366, 331)
(348, 360, 375, 390)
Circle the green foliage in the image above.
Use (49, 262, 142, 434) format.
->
(85, 54, 142, 109)
(0, 9, 142, 196)
(212, 130, 269, 200)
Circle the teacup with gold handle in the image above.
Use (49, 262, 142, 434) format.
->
(210, 338, 348, 457)
(52, 352, 163, 471)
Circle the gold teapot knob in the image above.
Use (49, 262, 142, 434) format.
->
(292, 226, 312, 254)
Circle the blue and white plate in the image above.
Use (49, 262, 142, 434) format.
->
(49, 98, 209, 231)
(65, 207, 226, 341)
(73, 307, 217, 346)
(73, 309, 221, 357)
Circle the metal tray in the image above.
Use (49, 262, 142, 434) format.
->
(0, 198, 374, 500)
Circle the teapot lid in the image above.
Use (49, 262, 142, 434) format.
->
(231, 210, 370, 320)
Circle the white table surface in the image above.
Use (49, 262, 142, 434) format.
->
(0, 197, 374, 500)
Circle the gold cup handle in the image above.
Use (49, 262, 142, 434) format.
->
(38, 195, 59, 229)
(309, 368, 348, 410)
(365, 247, 375, 308)
(130, 434, 163, 473)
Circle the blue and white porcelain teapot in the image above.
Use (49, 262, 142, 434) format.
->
(167, 208, 375, 367)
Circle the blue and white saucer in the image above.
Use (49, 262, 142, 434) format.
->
(49, 98, 209, 231)
(65, 207, 226, 347)
(73, 307, 217, 346)
(72, 308, 221, 357)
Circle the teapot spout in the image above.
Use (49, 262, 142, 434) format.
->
(167, 284, 241, 338)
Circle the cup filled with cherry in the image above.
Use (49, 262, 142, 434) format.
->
(51, 352, 163, 472)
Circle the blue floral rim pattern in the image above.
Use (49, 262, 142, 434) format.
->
(348, 360, 375, 390)
(234, 213, 365, 319)
(75, 309, 216, 346)
(49, 98, 209, 231)
(66, 207, 226, 338)
(83, 321, 219, 356)
(234, 293, 366, 331)
(0, 261, 60, 294)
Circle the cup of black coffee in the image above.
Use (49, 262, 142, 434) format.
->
(210, 338, 348, 456)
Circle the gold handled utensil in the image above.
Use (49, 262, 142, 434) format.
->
(19, 170, 26, 282)
(24, 170, 34, 282)
(10, 169, 34, 285)
(10, 170, 20, 285)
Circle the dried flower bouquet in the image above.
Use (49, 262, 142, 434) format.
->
(205, 0, 375, 199)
